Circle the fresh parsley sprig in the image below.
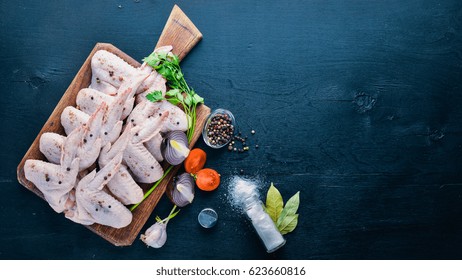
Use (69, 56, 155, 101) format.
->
(143, 51, 204, 142)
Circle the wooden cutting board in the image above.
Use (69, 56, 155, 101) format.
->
(16, 5, 211, 246)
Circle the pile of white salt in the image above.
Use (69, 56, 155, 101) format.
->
(229, 176, 260, 207)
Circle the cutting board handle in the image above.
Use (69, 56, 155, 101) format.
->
(155, 5, 202, 60)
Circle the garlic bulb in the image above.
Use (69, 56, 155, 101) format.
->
(140, 222, 167, 248)
(140, 205, 179, 249)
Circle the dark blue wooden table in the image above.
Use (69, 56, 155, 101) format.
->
(1, 0, 462, 259)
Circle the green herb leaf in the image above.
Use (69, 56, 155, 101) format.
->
(278, 214, 299, 235)
(265, 183, 284, 223)
(143, 53, 161, 67)
(192, 94, 204, 105)
(166, 89, 180, 97)
(158, 66, 173, 80)
(175, 91, 184, 102)
(282, 191, 299, 216)
(158, 51, 168, 60)
(166, 97, 180, 106)
(144, 50, 205, 143)
(184, 95, 192, 107)
(146, 91, 165, 102)
(168, 53, 179, 65)
(276, 191, 300, 228)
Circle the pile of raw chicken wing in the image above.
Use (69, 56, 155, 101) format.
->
(24, 46, 189, 228)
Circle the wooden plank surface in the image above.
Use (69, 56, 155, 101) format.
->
(156, 5, 202, 60)
(16, 5, 209, 246)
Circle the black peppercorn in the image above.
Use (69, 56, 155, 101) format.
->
(206, 113, 234, 147)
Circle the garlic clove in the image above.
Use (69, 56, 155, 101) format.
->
(140, 222, 167, 248)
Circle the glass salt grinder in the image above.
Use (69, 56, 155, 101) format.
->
(243, 193, 286, 253)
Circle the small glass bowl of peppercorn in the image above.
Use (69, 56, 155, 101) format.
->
(202, 108, 236, 148)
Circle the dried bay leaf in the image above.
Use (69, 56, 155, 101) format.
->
(264, 184, 300, 235)
(279, 214, 299, 235)
(276, 191, 300, 228)
(265, 183, 284, 223)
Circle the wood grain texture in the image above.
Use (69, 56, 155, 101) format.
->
(16, 6, 209, 246)
(156, 5, 203, 60)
